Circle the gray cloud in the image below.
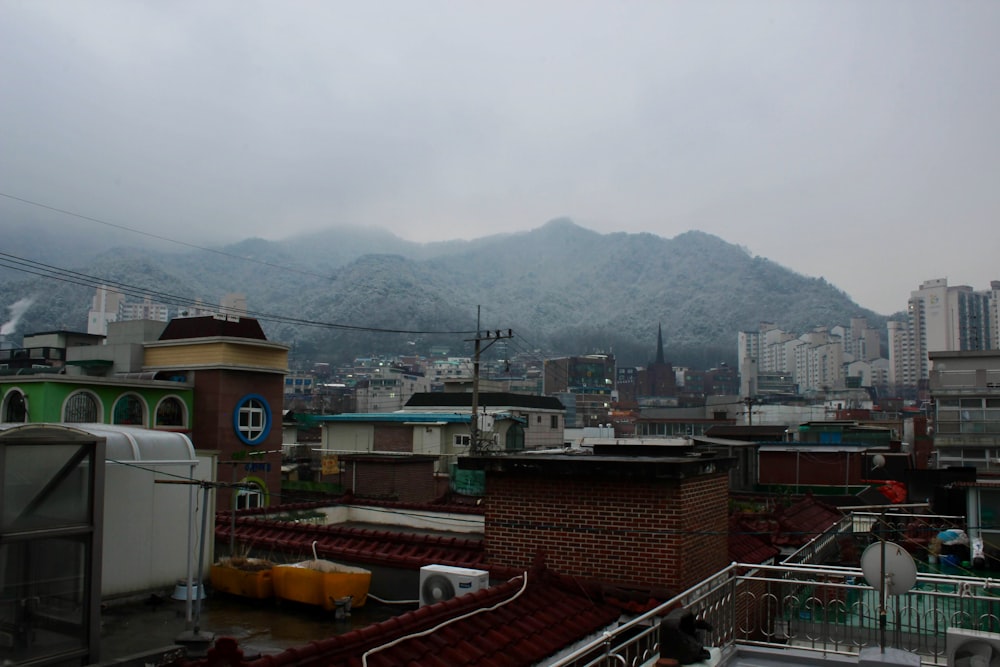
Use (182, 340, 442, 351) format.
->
(1, 1, 998, 314)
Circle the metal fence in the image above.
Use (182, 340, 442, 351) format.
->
(549, 561, 1000, 667)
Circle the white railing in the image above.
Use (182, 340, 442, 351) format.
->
(548, 562, 1000, 667)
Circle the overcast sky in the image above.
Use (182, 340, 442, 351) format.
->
(2, 1, 998, 314)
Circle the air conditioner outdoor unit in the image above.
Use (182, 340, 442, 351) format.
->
(946, 627, 1000, 667)
(419, 564, 489, 607)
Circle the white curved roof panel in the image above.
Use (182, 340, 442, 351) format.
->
(0, 423, 196, 464)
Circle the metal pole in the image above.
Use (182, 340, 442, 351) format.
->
(471, 335, 481, 452)
(194, 483, 211, 635)
(230, 464, 237, 557)
(880, 534, 887, 653)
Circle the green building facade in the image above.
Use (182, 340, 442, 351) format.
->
(0, 375, 195, 430)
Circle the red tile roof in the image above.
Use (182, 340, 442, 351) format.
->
(218, 516, 486, 570)
(775, 496, 842, 545)
(728, 517, 780, 564)
(728, 495, 843, 553)
(180, 567, 624, 667)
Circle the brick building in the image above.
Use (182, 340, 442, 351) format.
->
(143, 315, 289, 511)
(465, 443, 733, 592)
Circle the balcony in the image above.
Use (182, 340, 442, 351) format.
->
(551, 560, 1000, 666)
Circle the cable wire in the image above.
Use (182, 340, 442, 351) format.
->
(0, 191, 334, 280)
(0, 251, 477, 335)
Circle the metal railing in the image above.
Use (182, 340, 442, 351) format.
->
(549, 561, 1000, 667)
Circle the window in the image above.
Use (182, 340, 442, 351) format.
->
(2, 390, 27, 423)
(550, 415, 559, 429)
(233, 394, 271, 445)
(112, 393, 146, 426)
(155, 396, 186, 428)
(454, 434, 472, 447)
(64, 391, 100, 423)
(505, 424, 525, 451)
(236, 484, 264, 510)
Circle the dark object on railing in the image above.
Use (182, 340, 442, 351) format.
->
(659, 607, 713, 665)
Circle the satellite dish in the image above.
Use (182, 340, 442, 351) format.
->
(872, 454, 886, 469)
(861, 541, 917, 595)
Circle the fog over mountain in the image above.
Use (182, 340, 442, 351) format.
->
(0, 219, 884, 368)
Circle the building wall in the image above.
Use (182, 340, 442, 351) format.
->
(0, 378, 193, 428)
(930, 351, 1000, 470)
(758, 450, 864, 487)
(340, 457, 437, 503)
(374, 423, 413, 452)
(189, 369, 284, 511)
(145, 341, 288, 370)
(483, 470, 729, 591)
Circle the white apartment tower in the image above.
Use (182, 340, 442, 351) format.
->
(888, 278, 998, 390)
(87, 285, 125, 335)
(119, 297, 169, 323)
(87, 286, 171, 335)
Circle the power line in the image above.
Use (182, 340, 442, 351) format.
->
(0, 191, 334, 280)
(0, 251, 477, 336)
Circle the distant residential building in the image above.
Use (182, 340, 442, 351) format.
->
(284, 373, 315, 395)
(929, 349, 1000, 471)
(891, 279, 999, 393)
(87, 285, 125, 335)
(354, 365, 432, 413)
(739, 320, 889, 399)
(429, 357, 474, 387)
(705, 364, 739, 396)
(851, 317, 882, 362)
(86, 286, 169, 335)
(120, 296, 170, 323)
(2, 330, 106, 372)
(544, 354, 615, 427)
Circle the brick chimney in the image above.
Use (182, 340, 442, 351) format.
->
(466, 445, 733, 592)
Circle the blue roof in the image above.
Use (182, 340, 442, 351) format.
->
(306, 413, 471, 424)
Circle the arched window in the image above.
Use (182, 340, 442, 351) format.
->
(505, 423, 525, 451)
(233, 394, 271, 445)
(64, 391, 100, 423)
(155, 396, 187, 428)
(2, 389, 27, 423)
(112, 393, 146, 426)
(236, 481, 265, 510)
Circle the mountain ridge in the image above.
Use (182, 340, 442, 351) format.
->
(0, 219, 883, 368)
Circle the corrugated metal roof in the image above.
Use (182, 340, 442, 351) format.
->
(0, 423, 196, 463)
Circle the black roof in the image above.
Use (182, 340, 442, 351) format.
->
(158, 316, 267, 341)
(405, 392, 564, 411)
(703, 424, 788, 441)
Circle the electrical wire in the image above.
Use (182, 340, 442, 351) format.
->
(0, 250, 477, 335)
(0, 191, 334, 281)
(361, 571, 528, 667)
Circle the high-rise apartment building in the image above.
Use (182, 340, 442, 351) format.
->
(87, 285, 125, 335)
(87, 286, 170, 335)
(120, 297, 170, 323)
(889, 278, 998, 392)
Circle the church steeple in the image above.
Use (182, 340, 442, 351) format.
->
(656, 322, 665, 365)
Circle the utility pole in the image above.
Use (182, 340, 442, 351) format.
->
(743, 396, 759, 426)
(467, 307, 513, 454)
